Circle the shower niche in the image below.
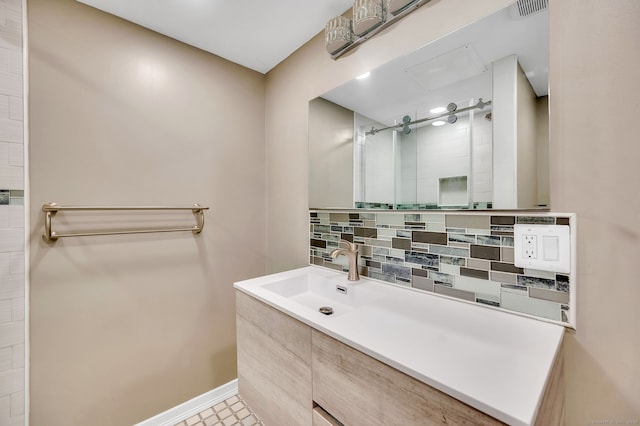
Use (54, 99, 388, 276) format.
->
(438, 176, 468, 208)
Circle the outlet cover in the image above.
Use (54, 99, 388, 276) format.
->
(514, 224, 570, 273)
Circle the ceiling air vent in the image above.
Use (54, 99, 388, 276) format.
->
(512, 0, 547, 18)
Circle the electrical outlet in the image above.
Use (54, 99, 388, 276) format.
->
(523, 235, 537, 258)
(514, 224, 571, 273)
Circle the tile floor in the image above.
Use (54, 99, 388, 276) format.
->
(174, 394, 263, 426)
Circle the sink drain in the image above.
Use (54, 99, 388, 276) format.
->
(319, 306, 334, 315)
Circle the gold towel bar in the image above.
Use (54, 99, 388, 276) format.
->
(42, 202, 210, 242)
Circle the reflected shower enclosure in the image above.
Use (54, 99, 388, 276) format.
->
(354, 100, 493, 210)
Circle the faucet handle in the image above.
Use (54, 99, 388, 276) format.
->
(338, 239, 358, 251)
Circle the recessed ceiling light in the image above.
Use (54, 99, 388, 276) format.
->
(356, 71, 371, 80)
(430, 106, 446, 114)
(432, 120, 446, 126)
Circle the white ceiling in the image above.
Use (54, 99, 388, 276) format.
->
(76, 0, 353, 74)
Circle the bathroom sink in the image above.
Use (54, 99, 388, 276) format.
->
(261, 272, 381, 316)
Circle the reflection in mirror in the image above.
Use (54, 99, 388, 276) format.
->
(309, 2, 549, 210)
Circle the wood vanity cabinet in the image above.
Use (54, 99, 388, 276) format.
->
(236, 292, 564, 426)
(236, 291, 313, 425)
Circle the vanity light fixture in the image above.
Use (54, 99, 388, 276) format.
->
(431, 120, 446, 126)
(356, 71, 371, 79)
(325, 16, 353, 55)
(326, 0, 432, 59)
(353, 0, 385, 36)
(387, 0, 420, 16)
(429, 106, 447, 114)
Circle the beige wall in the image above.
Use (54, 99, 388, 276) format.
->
(28, 0, 265, 424)
(267, 0, 640, 423)
(549, 0, 640, 423)
(308, 98, 353, 209)
(517, 62, 539, 208)
(536, 96, 549, 207)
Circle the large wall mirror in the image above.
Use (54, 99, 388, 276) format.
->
(309, 2, 549, 210)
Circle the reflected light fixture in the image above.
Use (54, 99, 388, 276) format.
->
(356, 71, 371, 80)
(429, 106, 446, 114)
(432, 120, 446, 126)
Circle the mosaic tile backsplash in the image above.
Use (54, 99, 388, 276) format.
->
(0, 189, 24, 205)
(309, 211, 573, 325)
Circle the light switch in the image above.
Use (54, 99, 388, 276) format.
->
(542, 236, 559, 261)
(514, 224, 571, 273)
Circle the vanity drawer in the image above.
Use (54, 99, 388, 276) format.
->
(313, 405, 342, 426)
(311, 330, 503, 426)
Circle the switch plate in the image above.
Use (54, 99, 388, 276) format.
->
(514, 224, 570, 273)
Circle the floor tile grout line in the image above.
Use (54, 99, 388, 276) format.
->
(174, 393, 263, 426)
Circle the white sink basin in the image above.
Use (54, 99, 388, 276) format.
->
(261, 271, 381, 316)
(234, 266, 565, 426)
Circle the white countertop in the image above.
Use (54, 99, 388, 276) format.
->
(234, 266, 564, 426)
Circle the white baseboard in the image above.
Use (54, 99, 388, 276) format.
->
(134, 379, 238, 426)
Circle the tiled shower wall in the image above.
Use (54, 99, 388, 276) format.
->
(310, 211, 572, 325)
(0, 0, 25, 424)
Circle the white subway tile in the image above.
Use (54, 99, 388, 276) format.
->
(0, 72, 21, 98)
(0, 167, 22, 190)
(0, 229, 22, 252)
(0, 368, 23, 397)
(0, 274, 23, 300)
(0, 206, 7, 228)
(7, 206, 21, 228)
(5, 0, 22, 13)
(0, 6, 6, 30)
(11, 344, 22, 368)
(7, 143, 20, 167)
(0, 253, 8, 276)
(0, 141, 7, 165)
(0, 322, 22, 348)
(10, 391, 22, 416)
(0, 395, 9, 419)
(7, 97, 20, 120)
(0, 95, 6, 118)
(0, 300, 10, 323)
(0, 118, 21, 143)
(9, 298, 21, 321)
(0, 49, 7, 75)
(3, 414, 23, 425)
(0, 40, 17, 56)
(6, 51, 20, 77)
(8, 252, 21, 275)
(0, 347, 10, 372)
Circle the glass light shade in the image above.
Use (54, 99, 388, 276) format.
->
(325, 16, 353, 55)
(352, 0, 384, 36)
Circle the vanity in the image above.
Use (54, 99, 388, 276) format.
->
(234, 266, 565, 426)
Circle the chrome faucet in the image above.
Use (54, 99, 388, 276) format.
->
(330, 239, 360, 281)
